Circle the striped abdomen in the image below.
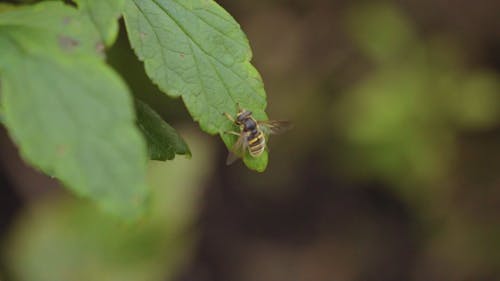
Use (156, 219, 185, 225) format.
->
(247, 129, 266, 157)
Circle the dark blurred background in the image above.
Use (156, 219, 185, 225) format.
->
(1, 0, 500, 281)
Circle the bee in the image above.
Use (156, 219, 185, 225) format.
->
(223, 106, 292, 165)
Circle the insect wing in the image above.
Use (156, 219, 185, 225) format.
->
(226, 133, 248, 165)
(258, 120, 293, 135)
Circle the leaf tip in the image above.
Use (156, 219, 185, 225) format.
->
(243, 151, 268, 172)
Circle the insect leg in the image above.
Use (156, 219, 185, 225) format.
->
(223, 131, 241, 136)
(223, 112, 236, 123)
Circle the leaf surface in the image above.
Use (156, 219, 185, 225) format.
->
(74, 0, 125, 46)
(0, 2, 149, 218)
(136, 100, 190, 160)
(0, 2, 104, 58)
(123, 0, 269, 171)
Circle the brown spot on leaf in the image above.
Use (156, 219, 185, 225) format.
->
(180, 53, 185, 59)
(56, 145, 68, 157)
(95, 42, 105, 54)
(62, 17, 72, 25)
(139, 32, 147, 39)
(58, 35, 79, 51)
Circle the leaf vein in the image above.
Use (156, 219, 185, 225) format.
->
(147, 0, 261, 99)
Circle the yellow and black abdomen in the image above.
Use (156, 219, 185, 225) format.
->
(247, 130, 266, 157)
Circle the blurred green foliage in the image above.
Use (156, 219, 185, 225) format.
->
(335, 3, 500, 200)
(0, 4, 14, 13)
(345, 3, 417, 63)
(4, 131, 213, 281)
(73, 0, 125, 46)
(330, 4, 500, 276)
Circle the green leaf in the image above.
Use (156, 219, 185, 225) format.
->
(123, 0, 269, 171)
(135, 99, 190, 160)
(0, 1, 104, 59)
(74, 0, 125, 47)
(0, 2, 149, 218)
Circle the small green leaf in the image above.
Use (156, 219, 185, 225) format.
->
(135, 99, 190, 160)
(0, 2, 149, 218)
(74, 0, 125, 47)
(123, 0, 269, 171)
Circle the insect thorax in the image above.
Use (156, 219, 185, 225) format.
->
(243, 118, 257, 131)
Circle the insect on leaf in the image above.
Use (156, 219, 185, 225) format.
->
(123, 0, 269, 171)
